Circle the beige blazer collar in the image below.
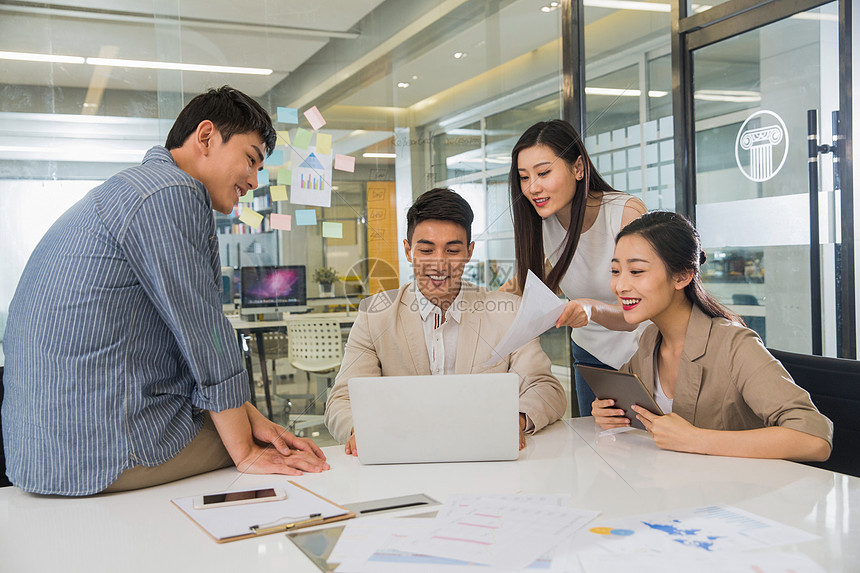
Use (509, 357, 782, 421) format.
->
(671, 305, 712, 422)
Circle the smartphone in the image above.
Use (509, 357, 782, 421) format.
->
(193, 487, 287, 510)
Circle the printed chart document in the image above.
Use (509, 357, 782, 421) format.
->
(485, 270, 566, 366)
(576, 551, 826, 573)
(573, 504, 818, 556)
(331, 495, 598, 572)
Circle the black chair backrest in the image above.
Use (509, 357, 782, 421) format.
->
(0, 366, 9, 487)
(769, 348, 860, 478)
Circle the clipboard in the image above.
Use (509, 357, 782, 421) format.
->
(171, 481, 355, 543)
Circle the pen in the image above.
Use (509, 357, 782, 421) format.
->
(249, 513, 324, 535)
(359, 501, 429, 514)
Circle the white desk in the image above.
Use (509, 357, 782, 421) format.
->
(1, 418, 858, 572)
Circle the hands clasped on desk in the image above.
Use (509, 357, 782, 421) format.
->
(212, 403, 330, 475)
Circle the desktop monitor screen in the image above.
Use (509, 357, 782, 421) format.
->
(240, 266, 307, 313)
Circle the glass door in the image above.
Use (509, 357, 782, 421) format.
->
(690, 2, 843, 355)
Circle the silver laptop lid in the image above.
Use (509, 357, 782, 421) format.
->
(348, 373, 520, 465)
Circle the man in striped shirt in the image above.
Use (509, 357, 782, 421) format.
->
(2, 87, 329, 496)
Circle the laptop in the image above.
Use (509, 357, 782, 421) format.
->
(348, 373, 520, 464)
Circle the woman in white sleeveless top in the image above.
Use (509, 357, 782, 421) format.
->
(505, 120, 647, 416)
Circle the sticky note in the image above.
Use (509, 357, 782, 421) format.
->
(322, 221, 343, 239)
(238, 190, 254, 203)
(268, 149, 284, 167)
(277, 107, 298, 124)
(257, 169, 270, 187)
(270, 213, 291, 231)
(295, 209, 317, 226)
(239, 208, 264, 228)
(303, 106, 326, 130)
(293, 127, 312, 150)
(276, 130, 291, 145)
(270, 185, 288, 202)
(277, 168, 291, 185)
(315, 133, 332, 156)
(334, 154, 355, 172)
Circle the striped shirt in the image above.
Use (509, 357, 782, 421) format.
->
(1, 146, 249, 495)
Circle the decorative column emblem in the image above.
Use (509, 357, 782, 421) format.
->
(735, 110, 789, 182)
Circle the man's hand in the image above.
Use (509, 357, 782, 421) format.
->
(211, 403, 330, 476)
(245, 403, 326, 461)
(345, 433, 358, 457)
(591, 398, 631, 430)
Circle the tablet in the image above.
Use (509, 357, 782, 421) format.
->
(577, 365, 663, 430)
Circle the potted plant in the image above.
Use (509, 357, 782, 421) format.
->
(313, 266, 339, 298)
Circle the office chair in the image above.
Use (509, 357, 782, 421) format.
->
(0, 366, 10, 487)
(769, 348, 860, 478)
(286, 318, 344, 423)
(248, 332, 315, 424)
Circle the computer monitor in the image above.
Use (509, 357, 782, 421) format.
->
(240, 265, 308, 316)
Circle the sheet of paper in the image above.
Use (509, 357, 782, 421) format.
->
(277, 106, 298, 124)
(172, 481, 348, 541)
(485, 269, 566, 366)
(322, 221, 343, 238)
(293, 127, 312, 150)
(269, 185, 288, 202)
(576, 551, 826, 573)
(270, 213, 291, 231)
(577, 505, 819, 556)
(276, 130, 291, 145)
(303, 105, 326, 130)
(392, 499, 599, 570)
(277, 168, 291, 185)
(295, 209, 317, 226)
(315, 132, 332, 155)
(436, 494, 571, 519)
(335, 153, 356, 172)
(290, 146, 332, 207)
(268, 149, 284, 166)
(238, 208, 263, 229)
(257, 169, 270, 187)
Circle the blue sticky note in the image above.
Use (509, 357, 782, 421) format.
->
(257, 169, 269, 187)
(277, 107, 298, 124)
(268, 149, 284, 166)
(295, 209, 317, 226)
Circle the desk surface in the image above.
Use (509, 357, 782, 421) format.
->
(228, 312, 355, 331)
(1, 418, 857, 572)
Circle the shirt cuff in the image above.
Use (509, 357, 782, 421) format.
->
(191, 370, 251, 412)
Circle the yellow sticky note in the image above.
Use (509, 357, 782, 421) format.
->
(322, 221, 343, 239)
(276, 130, 291, 146)
(270, 185, 288, 202)
(315, 133, 332, 156)
(277, 168, 291, 185)
(238, 208, 264, 229)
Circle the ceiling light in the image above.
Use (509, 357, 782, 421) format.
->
(583, 0, 671, 13)
(585, 87, 668, 97)
(694, 90, 761, 103)
(0, 50, 85, 64)
(411, 75, 419, 80)
(397, 82, 410, 88)
(453, 52, 467, 59)
(541, 6, 554, 12)
(363, 152, 396, 158)
(86, 57, 272, 75)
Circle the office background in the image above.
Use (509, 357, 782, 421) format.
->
(0, 1, 856, 429)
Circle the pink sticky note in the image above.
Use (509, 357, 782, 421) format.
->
(334, 154, 355, 173)
(270, 213, 291, 231)
(303, 106, 326, 131)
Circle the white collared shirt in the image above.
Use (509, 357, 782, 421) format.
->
(414, 282, 463, 375)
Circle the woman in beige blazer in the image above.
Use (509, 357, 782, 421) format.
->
(592, 211, 832, 462)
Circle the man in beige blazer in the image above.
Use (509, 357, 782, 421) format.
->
(325, 188, 567, 454)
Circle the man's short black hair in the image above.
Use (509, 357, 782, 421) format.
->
(406, 188, 474, 244)
(165, 86, 276, 155)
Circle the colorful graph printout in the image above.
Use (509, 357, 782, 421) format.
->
(291, 146, 332, 207)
